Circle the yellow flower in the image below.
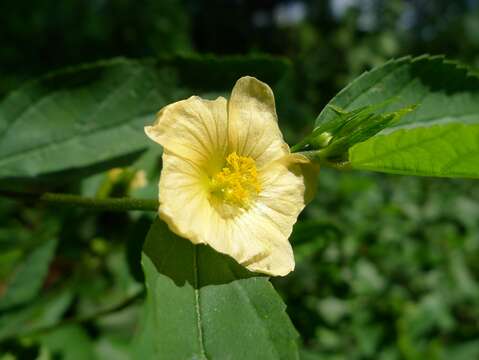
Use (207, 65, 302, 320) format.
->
(145, 76, 316, 276)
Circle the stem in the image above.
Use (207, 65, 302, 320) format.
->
(322, 160, 353, 171)
(0, 190, 158, 212)
(295, 150, 352, 171)
(290, 139, 309, 153)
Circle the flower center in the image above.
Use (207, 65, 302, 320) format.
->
(210, 152, 261, 207)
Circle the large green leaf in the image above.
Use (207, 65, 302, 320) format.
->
(0, 55, 289, 183)
(315, 56, 479, 177)
(350, 122, 479, 177)
(135, 218, 299, 360)
(0, 59, 175, 181)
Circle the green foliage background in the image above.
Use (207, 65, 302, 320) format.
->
(1, 0, 479, 358)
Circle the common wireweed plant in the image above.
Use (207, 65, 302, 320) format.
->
(1, 55, 478, 359)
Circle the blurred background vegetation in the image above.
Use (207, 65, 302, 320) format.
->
(1, 0, 479, 359)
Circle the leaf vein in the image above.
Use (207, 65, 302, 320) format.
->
(193, 246, 208, 360)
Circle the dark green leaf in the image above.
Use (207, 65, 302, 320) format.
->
(0, 55, 290, 183)
(134, 217, 299, 360)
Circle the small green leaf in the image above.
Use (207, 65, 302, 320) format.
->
(134, 218, 299, 360)
(315, 56, 479, 177)
(0, 235, 58, 311)
(309, 102, 415, 161)
(0, 288, 73, 341)
(35, 324, 95, 360)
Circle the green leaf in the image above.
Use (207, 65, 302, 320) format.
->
(0, 55, 290, 183)
(35, 324, 95, 360)
(135, 218, 299, 360)
(306, 102, 415, 161)
(0, 58, 170, 182)
(350, 122, 479, 177)
(315, 56, 479, 177)
(0, 288, 73, 341)
(0, 235, 58, 311)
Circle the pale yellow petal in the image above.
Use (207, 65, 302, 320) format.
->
(240, 158, 308, 275)
(281, 153, 320, 204)
(158, 151, 266, 260)
(201, 212, 266, 265)
(158, 151, 211, 244)
(227, 76, 289, 168)
(157, 154, 303, 276)
(209, 157, 308, 276)
(159, 152, 313, 277)
(145, 96, 228, 174)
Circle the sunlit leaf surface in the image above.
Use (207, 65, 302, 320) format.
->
(315, 56, 479, 177)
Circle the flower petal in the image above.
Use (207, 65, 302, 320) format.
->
(240, 157, 308, 275)
(205, 156, 310, 277)
(159, 153, 313, 277)
(158, 155, 267, 261)
(282, 153, 320, 204)
(158, 150, 212, 244)
(227, 76, 289, 168)
(145, 96, 228, 174)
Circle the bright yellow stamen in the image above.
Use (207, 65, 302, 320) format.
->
(210, 152, 261, 206)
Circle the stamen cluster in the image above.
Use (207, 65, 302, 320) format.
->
(211, 152, 261, 206)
